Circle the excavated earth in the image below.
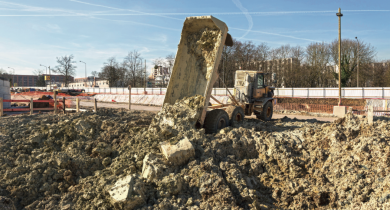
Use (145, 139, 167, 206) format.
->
(1, 101, 390, 209)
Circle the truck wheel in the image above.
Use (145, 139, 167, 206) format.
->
(257, 101, 273, 121)
(226, 106, 245, 126)
(203, 109, 229, 134)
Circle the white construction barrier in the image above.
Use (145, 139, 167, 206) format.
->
(1, 79, 11, 108)
(94, 94, 230, 106)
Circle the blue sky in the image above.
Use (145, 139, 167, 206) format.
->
(1, 0, 389, 78)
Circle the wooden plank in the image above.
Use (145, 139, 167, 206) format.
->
(76, 98, 80, 113)
(4, 100, 56, 103)
(63, 98, 66, 113)
(0, 98, 3, 117)
(3, 108, 30, 112)
(30, 98, 33, 115)
(129, 85, 131, 110)
(33, 108, 55, 111)
(53, 90, 57, 114)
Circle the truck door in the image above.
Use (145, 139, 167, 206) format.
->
(253, 73, 266, 99)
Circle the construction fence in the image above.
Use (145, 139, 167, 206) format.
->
(13, 87, 390, 99)
(64, 87, 390, 99)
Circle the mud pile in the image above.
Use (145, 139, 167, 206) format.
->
(1, 102, 390, 209)
(187, 27, 222, 80)
(149, 95, 204, 139)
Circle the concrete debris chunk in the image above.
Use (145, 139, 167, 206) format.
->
(74, 120, 92, 132)
(141, 153, 167, 182)
(157, 173, 183, 197)
(108, 174, 145, 210)
(160, 137, 195, 165)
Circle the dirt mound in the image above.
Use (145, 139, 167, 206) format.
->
(1, 99, 390, 209)
(276, 97, 366, 106)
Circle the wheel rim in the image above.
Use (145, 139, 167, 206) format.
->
(267, 107, 272, 118)
(217, 118, 226, 129)
(235, 113, 243, 122)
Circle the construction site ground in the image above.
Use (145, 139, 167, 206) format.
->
(78, 101, 337, 122)
(1, 96, 389, 209)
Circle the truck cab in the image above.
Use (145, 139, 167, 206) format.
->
(234, 70, 275, 120)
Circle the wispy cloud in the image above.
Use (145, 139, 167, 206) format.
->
(68, 0, 182, 21)
(32, 23, 62, 33)
(0, 1, 88, 16)
(148, 34, 168, 44)
(230, 27, 325, 43)
(232, 0, 253, 40)
(0, 0, 181, 31)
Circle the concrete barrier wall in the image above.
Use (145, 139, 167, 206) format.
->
(275, 87, 390, 99)
(1, 80, 11, 108)
(13, 86, 390, 99)
(95, 94, 231, 106)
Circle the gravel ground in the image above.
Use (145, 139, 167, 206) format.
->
(0, 97, 388, 209)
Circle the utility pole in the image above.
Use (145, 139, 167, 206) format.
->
(80, 61, 87, 87)
(337, 8, 343, 106)
(355, 37, 359, 87)
(144, 60, 146, 93)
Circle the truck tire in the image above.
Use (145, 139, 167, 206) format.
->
(256, 101, 273, 121)
(203, 109, 229, 134)
(226, 106, 245, 126)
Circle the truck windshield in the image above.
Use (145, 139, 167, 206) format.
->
(257, 74, 264, 88)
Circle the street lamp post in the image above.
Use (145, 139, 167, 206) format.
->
(336, 8, 343, 106)
(80, 61, 87, 87)
(355, 37, 359, 87)
(48, 66, 51, 90)
(8, 67, 15, 87)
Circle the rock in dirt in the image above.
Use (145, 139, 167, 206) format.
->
(141, 153, 167, 182)
(108, 174, 145, 209)
(160, 137, 195, 165)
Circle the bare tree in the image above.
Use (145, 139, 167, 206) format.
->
(330, 39, 376, 87)
(304, 42, 332, 87)
(153, 57, 166, 67)
(91, 71, 99, 78)
(0, 68, 11, 82)
(99, 57, 123, 87)
(52, 54, 77, 87)
(33, 69, 46, 86)
(123, 50, 144, 87)
(33, 69, 44, 75)
(165, 53, 175, 74)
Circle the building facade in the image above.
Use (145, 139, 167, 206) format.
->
(10, 74, 74, 87)
(149, 66, 171, 87)
(68, 77, 109, 88)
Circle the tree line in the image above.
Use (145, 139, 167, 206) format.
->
(3, 38, 389, 88)
(217, 38, 389, 88)
(97, 52, 175, 87)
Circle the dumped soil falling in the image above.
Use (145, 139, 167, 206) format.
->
(187, 28, 222, 80)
